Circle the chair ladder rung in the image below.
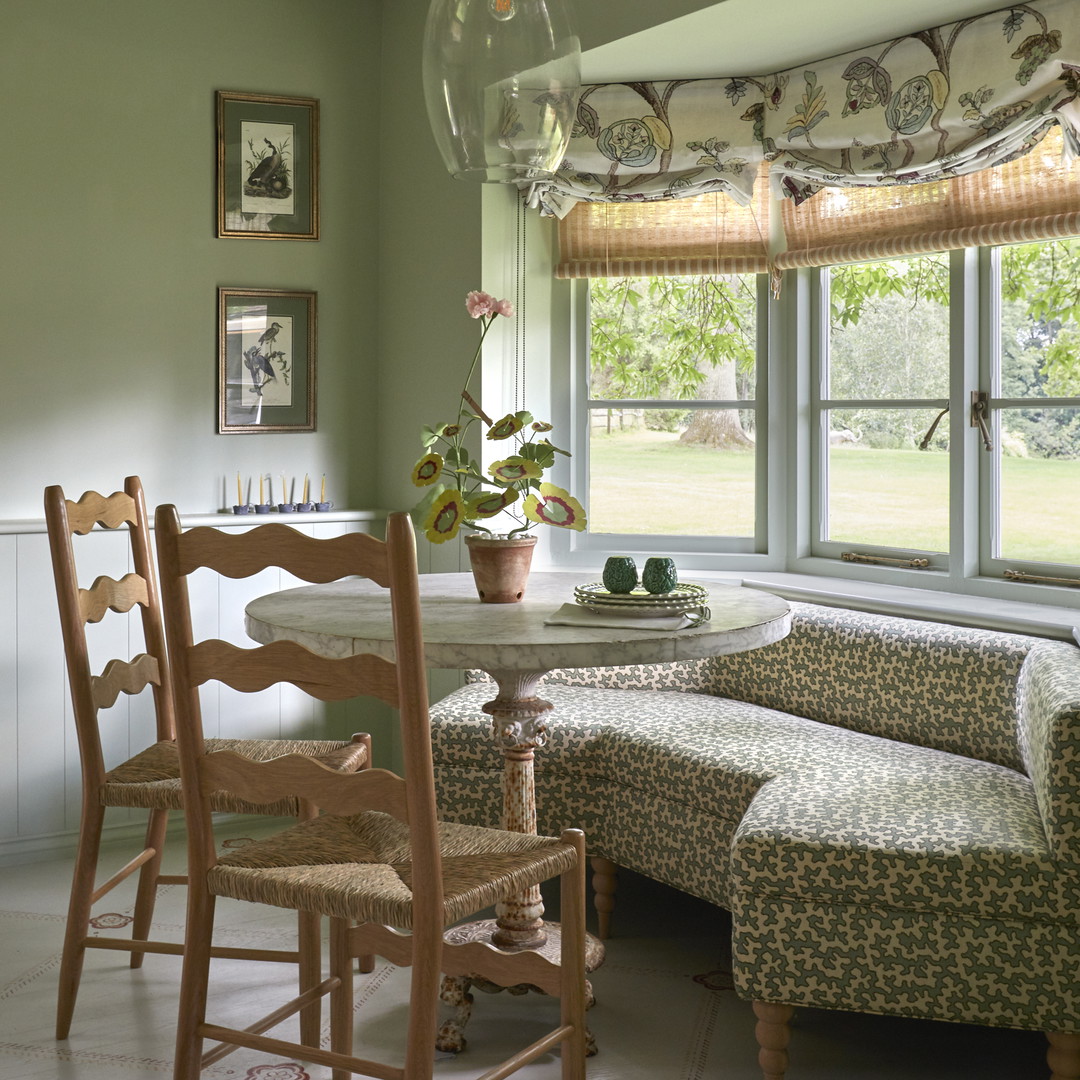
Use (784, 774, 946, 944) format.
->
(199, 1011, 405, 1079)
(200, 976, 339, 1065)
(473, 1025, 574, 1080)
(83, 937, 299, 963)
(89, 847, 158, 903)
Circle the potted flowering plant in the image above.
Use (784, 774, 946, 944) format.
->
(410, 290, 586, 600)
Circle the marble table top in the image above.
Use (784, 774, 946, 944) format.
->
(245, 571, 791, 673)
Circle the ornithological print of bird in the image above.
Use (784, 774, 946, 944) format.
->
(246, 138, 281, 189)
(243, 346, 277, 396)
(258, 321, 283, 349)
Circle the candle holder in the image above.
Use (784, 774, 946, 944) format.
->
(232, 504, 253, 515)
(296, 501, 315, 513)
(254, 503, 273, 514)
(314, 501, 333, 512)
(277, 502, 296, 513)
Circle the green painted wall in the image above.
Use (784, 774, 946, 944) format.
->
(0, 0, 720, 520)
(1, 0, 380, 517)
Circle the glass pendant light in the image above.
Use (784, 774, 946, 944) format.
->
(423, 0, 581, 183)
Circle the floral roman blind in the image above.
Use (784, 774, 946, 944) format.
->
(532, 0, 1080, 232)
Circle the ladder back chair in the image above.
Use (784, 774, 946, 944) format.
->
(46, 477, 371, 1041)
(155, 507, 588, 1080)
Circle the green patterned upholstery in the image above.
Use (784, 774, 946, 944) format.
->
(436, 602, 1080, 1033)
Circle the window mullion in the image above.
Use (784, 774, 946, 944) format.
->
(972, 247, 997, 577)
(949, 247, 981, 583)
(808, 268, 827, 555)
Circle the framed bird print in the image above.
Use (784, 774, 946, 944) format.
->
(218, 288, 317, 434)
(216, 91, 319, 240)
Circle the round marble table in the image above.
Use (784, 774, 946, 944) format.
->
(245, 571, 791, 1048)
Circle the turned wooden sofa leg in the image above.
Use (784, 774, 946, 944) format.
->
(753, 1001, 793, 1080)
(590, 856, 618, 940)
(1048, 1031, 1080, 1079)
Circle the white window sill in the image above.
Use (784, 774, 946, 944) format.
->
(685, 569, 1080, 642)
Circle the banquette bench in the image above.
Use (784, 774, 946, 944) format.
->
(428, 600, 1080, 1078)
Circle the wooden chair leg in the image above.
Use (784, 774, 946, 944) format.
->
(293, 796, 322, 1046)
(353, 733, 375, 974)
(1048, 1031, 1080, 1080)
(56, 801, 105, 1039)
(753, 1001, 793, 1080)
(403, 929, 440, 1080)
(297, 909, 322, 1047)
(590, 856, 618, 941)
(561, 831, 588, 1080)
(173, 889, 216, 1080)
(129, 808, 169, 969)
(330, 918, 354, 1080)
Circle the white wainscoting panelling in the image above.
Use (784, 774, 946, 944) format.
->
(0, 510, 387, 865)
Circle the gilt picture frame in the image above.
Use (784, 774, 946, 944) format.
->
(218, 288, 317, 434)
(216, 91, 319, 240)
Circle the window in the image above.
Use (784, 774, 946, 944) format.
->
(583, 274, 764, 550)
(811, 240, 1080, 578)
(817, 254, 951, 557)
(567, 238, 1080, 599)
(989, 238, 1080, 571)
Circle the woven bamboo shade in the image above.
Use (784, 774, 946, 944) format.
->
(554, 165, 771, 279)
(775, 125, 1080, 269)
(556, 125, 1080, 280)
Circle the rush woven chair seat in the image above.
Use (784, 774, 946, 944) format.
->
(45, 477, 370, 1041)
(156, 507, 588, 1080)
(104, 737, 368, 816)
(207, 813, 577, 927)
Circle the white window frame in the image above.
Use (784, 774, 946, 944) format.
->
(979, 246, 1080, 584)
(553, 247, 1080, 617)
(547, 276, 776, 572)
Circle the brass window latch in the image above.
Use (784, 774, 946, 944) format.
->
(841, 552, 932, 569)
(970, 391, 993, 451)
(918, 404, 949, 450)
(1004, 569, 1080, 589)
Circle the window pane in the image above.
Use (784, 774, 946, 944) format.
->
(824, 408, 949, 552)
(588, 275, 756, 401)
(588, 409, 755, 536)
(828, 255, 949, 399)
(998, 407, 1080, 566)
(1000, 238, 1080, 399)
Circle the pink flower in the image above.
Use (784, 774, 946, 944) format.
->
(465, 290, 514, 319)
(465, 290, 497, 318)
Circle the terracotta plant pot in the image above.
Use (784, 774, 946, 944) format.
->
(465, 533, 538, 603)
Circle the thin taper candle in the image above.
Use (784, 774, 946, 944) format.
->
(321, 474, 326, 502)
(237, 471, 242, 505)
(303, 474, 309, 503)
(259, 474, 264, 504)
(281, 473, 288, 503)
